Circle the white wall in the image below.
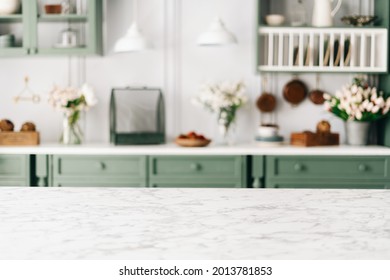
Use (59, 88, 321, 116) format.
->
(0, 0, 367, 144)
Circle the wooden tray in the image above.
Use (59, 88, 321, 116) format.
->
(0, 132, 40, 146)
(291, 132, 339, 147)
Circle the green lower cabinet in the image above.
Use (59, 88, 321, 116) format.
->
(149, 156, 247, 188)
(0, 155, 30, 186)
(54, 180, 145, 188)
(52, 155, 147, 187)
(265, 156, 390, 189)
(267, 181, 389, 189)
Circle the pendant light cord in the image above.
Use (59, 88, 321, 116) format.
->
(134, 0, 138, 25)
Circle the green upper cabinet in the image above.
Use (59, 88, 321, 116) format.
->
(256, 0, 389, 74)
(0, 0, 103, 57)
(0, 0, 30, 56)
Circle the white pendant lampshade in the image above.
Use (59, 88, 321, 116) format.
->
(114, 0, 150, 53)
(114, 22, 150, 52)
(197, 17, 237, 46)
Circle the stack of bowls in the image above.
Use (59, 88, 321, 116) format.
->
(255, 124, 284, 146)
(0, 34, 15, 48)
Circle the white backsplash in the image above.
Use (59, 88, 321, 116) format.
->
(0, 0, 369, 144)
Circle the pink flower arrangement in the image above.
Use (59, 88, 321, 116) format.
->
(324, 77, 390, 122)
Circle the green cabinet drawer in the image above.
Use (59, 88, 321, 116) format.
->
(268, 181, 388, 189)
(54, 180, 145, 188)
(150, 156, 242, 178)
(53, 155, 146, 178)
(150, 179, 242, 188)
(266, 156, 389, 180)
(149, 156, 246, 188)
(52, 155, 147, 187)
(0, 155, 29, 185)
(0, 181, 29, 187)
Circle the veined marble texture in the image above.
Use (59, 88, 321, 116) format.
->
(0, 188, 389, 260)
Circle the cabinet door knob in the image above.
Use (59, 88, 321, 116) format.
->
(190, 163, 201, 171)
(97, 162, 106, 170)
(294, 163, 304, 171)
(358, 164, 368, 172)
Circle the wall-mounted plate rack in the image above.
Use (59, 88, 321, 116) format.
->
(258, 27, 388, 73)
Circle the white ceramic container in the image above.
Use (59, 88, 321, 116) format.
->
(258, 125, 279, 138)
(265, 14, 285, 26)
(0, 0, 21, 15)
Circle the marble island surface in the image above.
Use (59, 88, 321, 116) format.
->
(0, 187, 389, 260)
(0, 143, 390, 155)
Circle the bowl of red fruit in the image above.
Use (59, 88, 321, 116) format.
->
(175, 131, 211, 147)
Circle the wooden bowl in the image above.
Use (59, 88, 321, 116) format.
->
(175, 138, 211, 147)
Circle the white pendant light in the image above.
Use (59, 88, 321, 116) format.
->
(197, 17, 237, 46)
(114, 0, 151, 53)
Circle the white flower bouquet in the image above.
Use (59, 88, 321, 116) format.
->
(192, 81, 248, 137)
(324, 77, 390, 122)
(48, 84, 97, 144)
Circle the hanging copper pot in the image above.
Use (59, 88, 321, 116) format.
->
(309, 75, 325, 105)
(256, 76, 277, 113)
(283, 77, 308, 106)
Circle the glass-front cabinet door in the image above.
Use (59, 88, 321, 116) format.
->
(0, 0, 103, 57)
(0, 0, 30, 55)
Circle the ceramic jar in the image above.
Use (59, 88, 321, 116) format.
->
(0, 0, 21, 15)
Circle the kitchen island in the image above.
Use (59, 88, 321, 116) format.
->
(0, 187, 389, 259)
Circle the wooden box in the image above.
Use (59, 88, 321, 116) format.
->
(0, 132, 40, 146)
(291, 132, 339, 147)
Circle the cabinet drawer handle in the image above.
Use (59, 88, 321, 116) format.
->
(190, 163, 201, 171)
(294, 163, 304, 172)
(96, 162, 106, 170)
(358, 164, 368, 172)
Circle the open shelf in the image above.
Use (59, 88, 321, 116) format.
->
(0, 14, 23, 23)
(0, 47, 28, 56)
(258, 27, 388, 73)
(38, 14, 88, 23)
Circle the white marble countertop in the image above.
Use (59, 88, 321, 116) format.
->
(0, 187, 389, 260)
(1, 143, 390, 156)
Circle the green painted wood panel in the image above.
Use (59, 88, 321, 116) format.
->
(0, 181, 29, 187)
(252, 156, 264, 178)
(267, 181, 388, 189)
(151, 182, 242, 188)
(149, 156, 246, 188)
(54, 180, 145, 188)
(0, 155, 29, 185)
(266, 156, 389, 180)
(150, 156, 243, 178)
(53, 155, 146, 178)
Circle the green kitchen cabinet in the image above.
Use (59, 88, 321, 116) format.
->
(0, 0, 30, 56)
(251, 156, 264, 188)
(0, 155, 30, 186)
(264, 156, 390, 189)
(0, 0, 103, 57)
(51, 155, 147, 187)
(148, 156, 248, 188)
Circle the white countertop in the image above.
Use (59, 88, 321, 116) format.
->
(1, 143, 390, 156)
(0, 187, 389, 260)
